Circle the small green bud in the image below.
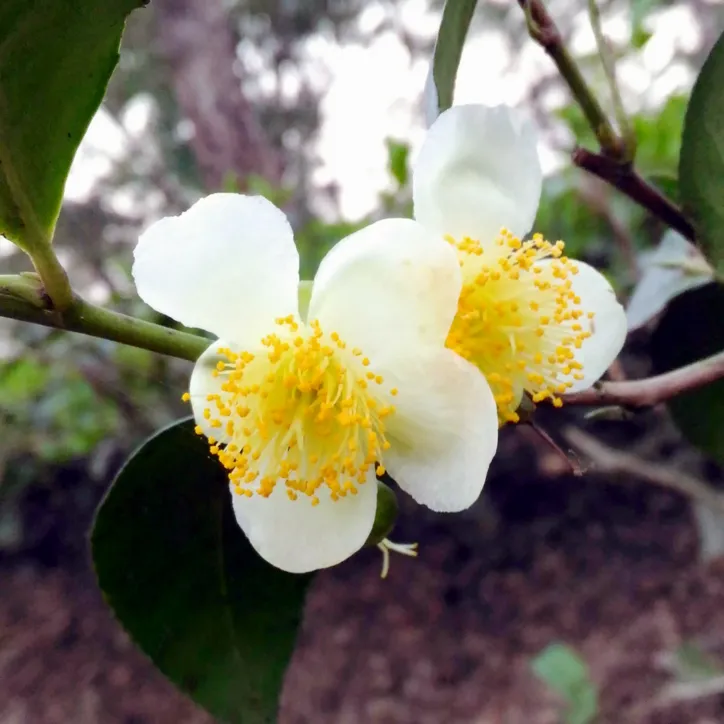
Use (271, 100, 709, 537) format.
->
(364, 480, 399, 547)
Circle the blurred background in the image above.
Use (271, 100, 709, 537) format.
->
(3, 0, 724, 721)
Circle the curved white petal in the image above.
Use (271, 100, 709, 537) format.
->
(567, 261, 627, 392)
(309, 218, 461, 358)
(413, 104, 542, 244)
(133, 193, 299, 343)
(188, 340, 233, 442)
(383, 348, 499, 513)
(230, 471, 377, 573)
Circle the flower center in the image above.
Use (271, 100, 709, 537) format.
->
(445, 229, 593, 424)
(188, 316, 396, 505)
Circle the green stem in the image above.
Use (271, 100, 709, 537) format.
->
(29, 243, 74, 311)
(0, 275, 208, 362)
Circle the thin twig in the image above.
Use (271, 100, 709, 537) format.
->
(563, 349, 724, 408)
(573, 148, 695, 241)
(587, 0, 635, 157)
(528, 419, 584, 476)
(519, 0, 624, 157)
(564, 427, 724, 515)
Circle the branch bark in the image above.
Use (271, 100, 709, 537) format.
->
(563, 350, 724, 407)
(564, 426, 724, 515)
(573, 148, 695, 241)
(0, 275, 207, 362)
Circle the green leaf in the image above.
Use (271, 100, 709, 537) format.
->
(651, 283, 724, 466)
(532, 643, 598, 724)
(92, 418, 313, 724)
(0, 0, 145, 249)
(428, 0, 478, 116)
(679, 30, 724, 271)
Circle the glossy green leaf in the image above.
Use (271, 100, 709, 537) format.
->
(679, 30, 724, 270)
(0, 0, 145, 249)
(92, 419, 313, 724)
(651, 283, 724, 465)
(427, 0, 477, 116)
(532, 643, 598, 724)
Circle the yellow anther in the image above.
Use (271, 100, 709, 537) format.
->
(197, 322, 393, 504)
(446, 227, 588, 424)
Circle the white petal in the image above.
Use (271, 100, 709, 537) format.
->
(567, 261, 627, 392)
(413, 104, 542, 244)
(133, 193, 299, 343)
(383, 348, 499, 513)
(188, 340, 232, 442)
(230, 472, 377, 573)
(309, 218, 461, 357)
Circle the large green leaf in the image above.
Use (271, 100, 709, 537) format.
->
(679, 30, 724, 270)
(427, 0, 478, 116)
(0, 0, 145, 249)
(92, 419, 313, 724)
(651, 283, 724, 465)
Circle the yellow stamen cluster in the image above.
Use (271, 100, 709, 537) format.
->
(446, 229, 593, 424)
(186, 316, 395, 505)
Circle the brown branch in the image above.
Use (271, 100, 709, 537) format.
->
(519, 0, 696, 241)
(564, 350, 724, 407)
(564, 427, 724, 515)
(573, 148, 695, 241)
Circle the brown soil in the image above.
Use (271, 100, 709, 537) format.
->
(3, 421, 724, 723)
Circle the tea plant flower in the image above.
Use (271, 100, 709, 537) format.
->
(413, 104, 627, 425)
(133, 194, 498, 573)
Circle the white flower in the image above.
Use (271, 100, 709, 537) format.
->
(132, 194, 499, 573)
(410, 104, 627, 425)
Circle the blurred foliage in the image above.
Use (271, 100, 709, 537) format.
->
(0, 354, 117, 462)
(672, 641, 724, 683)
(541, 93, 689, 291)
(531, 643, 598, 724)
